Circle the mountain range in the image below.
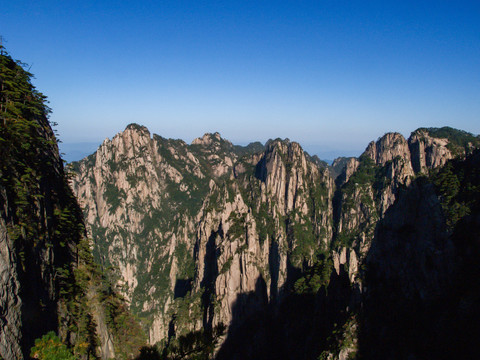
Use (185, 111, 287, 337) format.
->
(71, 123, 480, 359)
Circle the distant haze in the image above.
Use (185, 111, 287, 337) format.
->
(59, 132, 364, 164)
(60, 142, 103, 163)
(2, 1, 479, 154)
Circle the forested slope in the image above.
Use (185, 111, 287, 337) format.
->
(0, 48, 146, 360)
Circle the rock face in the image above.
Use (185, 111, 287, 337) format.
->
(71, 129, 334, 344)
(0, 219, 23, 360)
(72, 124, 480, 358)
(0, 51, 145, 360)
(0, 51, 87, 358)
(192, 139, 334, 336)
(71, 125, 247, 343)
(332, 128, 474, 278)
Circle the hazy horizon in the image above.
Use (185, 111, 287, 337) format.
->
(3, 0, 479, 162)
(58, 123, 479, 164)
(58, 127, 367, 163)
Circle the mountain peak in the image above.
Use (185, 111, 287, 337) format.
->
(191, 132, 228, 146)
(265, 137, 291, 148)
(125, 123, 151, 135)
(363, 132, 409, 166)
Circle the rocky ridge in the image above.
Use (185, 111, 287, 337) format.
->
(71, 125, 263, 344)
(71, 123, 480, 358)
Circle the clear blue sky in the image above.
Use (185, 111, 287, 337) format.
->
(2, 0, 479, 161)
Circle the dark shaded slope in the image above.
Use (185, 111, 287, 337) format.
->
(0, 47, 87, 358)
(358, 150, 480, 359)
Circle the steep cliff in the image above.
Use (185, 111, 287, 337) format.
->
(72, 123, 480, 359)
(0, 49, 145, 360)
(193, 139, 334, 339)
(71, 128, 334, 346)
(0, 49, 86, 359)
(329, 128, 480, 359)
(332, 128, 478, 280)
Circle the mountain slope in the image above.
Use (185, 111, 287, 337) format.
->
(71, 127, 334, 345)
(72, 123, 480, 358)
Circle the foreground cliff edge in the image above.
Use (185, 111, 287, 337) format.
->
(0, 49, 146, 359)
(72, 123, 480, 359)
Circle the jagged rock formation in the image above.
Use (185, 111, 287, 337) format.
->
(333, 127, 478, 277)
(5, 41, 478, 359)
(72, 123, 480, 359)
(193, 139, 334, 336)
(71, 127, 333, 344)
(328, 128, 480, 359)
(70, 126, 267, 343)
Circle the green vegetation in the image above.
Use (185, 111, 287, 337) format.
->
(220, 256, 234, 274)
(318, 316, 358, 360)
(416, 126, 480, 155)
(290, 216, 317, 267)
(1, 47, 147, 359)
(256, 203, 276, 244)
(132, 324, 226, 360)
(175, 241, 195, 279)
(203, 186, 223, 213)
(127, 173, 139, 187)
(348, 155, 376, 186)
(233, 141, 264, 156)
(154, 136, 210, 216)
(226, 212, 247, 239)
(432, 150, 480, 228)
(0, 46, 62, 252)
(126, 123, 149, 133)
(333, 154, 392, 250)
(99, 287, 147, 358)
(59, 238, 147, 359)
(104, 182, 125, 213)
(0, 46, 99, 357)
(308, 177, 329, 213)
(335, 229, 359, 249)
(171, 291, 204, 335)
(30, 332, 75, 360)
(235, 169, 277, 245)
(158, 323, 226, 360)
(294, 254, 333, 294)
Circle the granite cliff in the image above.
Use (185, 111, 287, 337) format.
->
(72, 123, 480, 359)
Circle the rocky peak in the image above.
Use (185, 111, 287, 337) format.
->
(125, 123, 151, 135)
(68, 122, 480, 359)
(408, 128, 455, 174)
(364, 132, 412, 167)
(334, 157, 360, 185)
(409, 127, 480, 174)
(264, 139, 306, 162)
(190, 132, 237, 177)
(308, 155, 329, 170)
(113, 124, 153, 160)
(233, 141, 265, 157)
(265, 137, 290, 149)
(192, 132, 228, 147)
(260, 139, 307, 183)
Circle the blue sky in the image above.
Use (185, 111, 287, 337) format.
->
(2, 1, 479, 161)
